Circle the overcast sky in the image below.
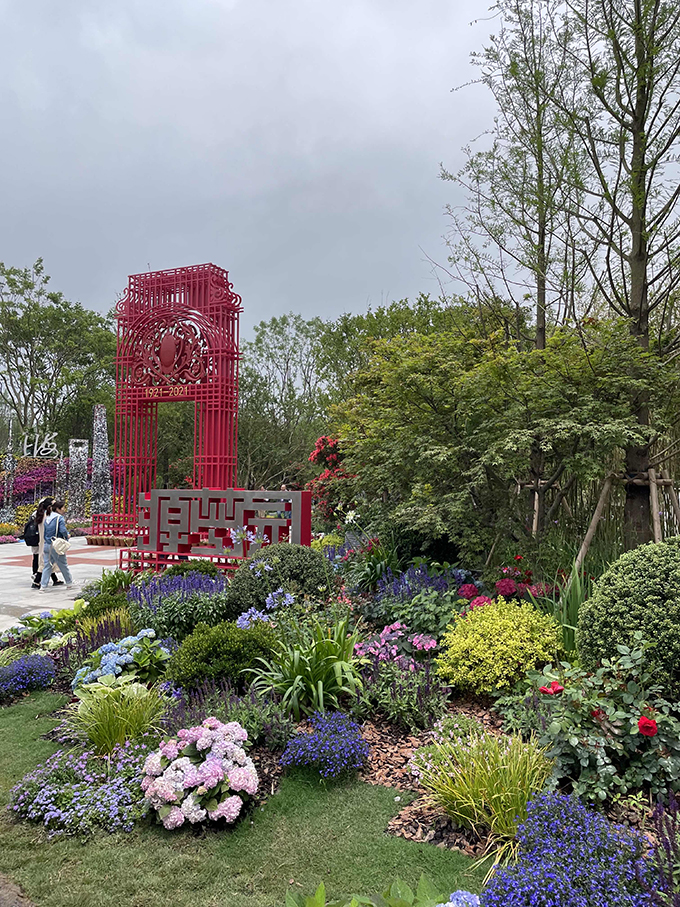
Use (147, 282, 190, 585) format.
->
(0, 0, 495, 337)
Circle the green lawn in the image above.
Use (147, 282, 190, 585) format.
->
(0, 693, 482, 907)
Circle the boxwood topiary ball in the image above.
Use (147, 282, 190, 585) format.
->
(226, 543, 332, 612)
(577, 537, 680, 691)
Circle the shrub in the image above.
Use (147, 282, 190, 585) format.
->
(503, 637, 680, 804)
(436, 597, 560, 694)
(226, 543, 332, 612)
(310, 532, 344, 552)
(66, 675, 168, 754)
(72, 629, 170, 690)
(166, 621, 275, 691)
(0, 654, 55, 702)
(578, 539, 680, 693)
(165, 680, 294, 751)
(249, 615, 363, 719)
(128, 573, 232, 640)
(411, 727, 553, 856)
(162, 559, 220, 578)
(79, 592, 129, 621)
(9, 741, 152, 836)
(354, 660, 450, 732)
(281, 712, 369, 779)
(481, 792, 650, 907)
(141, 717, 258, 829)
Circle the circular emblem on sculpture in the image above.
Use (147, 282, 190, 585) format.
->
(126, 309, 215, 386)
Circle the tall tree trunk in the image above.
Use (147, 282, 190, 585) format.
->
(623, 22, 652, 549)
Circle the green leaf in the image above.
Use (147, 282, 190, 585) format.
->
(415, 875, 443, 904)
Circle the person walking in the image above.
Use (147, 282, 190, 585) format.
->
(25, 497, 63, 590)
(39, 500, 74, 593)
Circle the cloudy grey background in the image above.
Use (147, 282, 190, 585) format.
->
(0, 0, 494, 336)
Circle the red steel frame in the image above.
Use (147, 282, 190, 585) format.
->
(97, 264, 241, 534)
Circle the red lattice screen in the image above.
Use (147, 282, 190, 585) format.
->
(97, 263, 241, 534)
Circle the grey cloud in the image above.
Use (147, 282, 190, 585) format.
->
(0, 0, 494, 334)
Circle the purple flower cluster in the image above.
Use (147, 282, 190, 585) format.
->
(376, 564, 468, 603)
(281, 712, 369, 780)
(142, 717, 258, 830)
(481, 793, 651, 907)
(354, 621, 437, 671)
(236, 608, 271, 629)
(8, 740, 151, 836)
(0, 655, 55, 703)
(127, 572, 228, 610)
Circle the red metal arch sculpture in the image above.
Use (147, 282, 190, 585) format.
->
(105, 263, 241, 532)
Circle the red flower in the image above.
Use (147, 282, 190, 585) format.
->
(539, 680, 565, 695)
(514, 555, 524, 561)
(638, 716, 658, 737)
(591, 709, 605, 721)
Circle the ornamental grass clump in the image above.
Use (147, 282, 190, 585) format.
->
(411, 727, 553, 859)
(481, 792, 650, 907)
(142, 717, 258, 830)
(66, 675, 168, 754)
(280, 711, 369, 780)
(436, 597, 559, 694)
(0, 654, 55, 703)
(9, 741, 152, 836)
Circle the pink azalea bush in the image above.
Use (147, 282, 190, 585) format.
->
(141, 717, 258, 830)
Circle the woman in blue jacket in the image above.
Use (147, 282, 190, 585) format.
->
(38, 500, 74, 592)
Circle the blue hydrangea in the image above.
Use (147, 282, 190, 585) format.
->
(71, 629, 165, 690)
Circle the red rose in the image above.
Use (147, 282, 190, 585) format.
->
(638, 716, 658, 737)
(539, 681, 564, 695)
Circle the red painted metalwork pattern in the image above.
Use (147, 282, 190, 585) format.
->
(100, 264, 241, 533)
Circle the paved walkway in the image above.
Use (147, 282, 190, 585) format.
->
(0, 538, 120, 632)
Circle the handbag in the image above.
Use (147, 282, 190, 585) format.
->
(51, 537, 71, 556)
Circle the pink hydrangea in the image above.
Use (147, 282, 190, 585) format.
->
(198, 759, 225, 788)
(208, 795, 242, 823)
(411, 633, 437, 651)
(495, 578, 518, 596)
(228, 764, 259, 795)
(160, 740, 180, 761)
(162, 806, 185, 830)
(223, 722, 249, 743)
(181, 794, 207, 824)
(143, 752, 163, 776)
(458, 583, 479, 600)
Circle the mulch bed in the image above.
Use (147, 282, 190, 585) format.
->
(359, 696, 502, 856)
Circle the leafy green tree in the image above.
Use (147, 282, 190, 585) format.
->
(334, 317, 679, 564)
(237, 313, 328, 488)
(0, 260, 116, 444)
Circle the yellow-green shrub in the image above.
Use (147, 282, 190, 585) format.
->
(436, 597, 559, 693)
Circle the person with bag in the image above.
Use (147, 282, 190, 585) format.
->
(24, 497, 63, 590)
(39, 500, 74, 593)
